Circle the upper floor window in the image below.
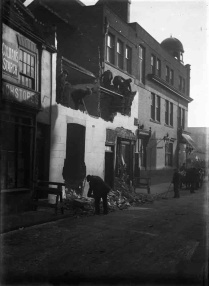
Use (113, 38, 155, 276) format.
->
(156, 59, 161, 77)
(165, 100, 169, 125)
(138, 45, 145, 83)
(182, 78, 185, 93)
(170, 69, 174, 85)
(156, 95, 161, 122)
(151, 93, 161, 122)
(179, 76, 182, 90)
(151, 55, 156, 74)
(166, 66, 170, 82)
(125, 46, 132, 74)
(19, 49, 35, 89)
(178, 107, 185, 129)
(107, 33, 115, 64)
(117, 40, 123, 69)
(151, 93, 155, 120)
(169, 102, 173, 126)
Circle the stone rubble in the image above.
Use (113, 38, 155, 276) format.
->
(62, 178, 170, 216)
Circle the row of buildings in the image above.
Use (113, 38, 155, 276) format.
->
(1, 0, 196, 212)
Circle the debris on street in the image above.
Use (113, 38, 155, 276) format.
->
(61, 178, 171, 216)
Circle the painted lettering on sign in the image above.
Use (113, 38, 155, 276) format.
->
(2, 40, 19, 77)
(2, 81, 40, 108)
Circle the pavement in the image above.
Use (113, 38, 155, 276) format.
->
(0, 181, 176, 234)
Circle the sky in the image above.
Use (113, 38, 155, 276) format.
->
(25, 0, 209, 127)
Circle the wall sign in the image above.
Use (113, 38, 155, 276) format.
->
(2, 81, 40, 109)
(2, 40, 19, 78)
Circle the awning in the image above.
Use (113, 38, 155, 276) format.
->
(181, 133, 196, 148)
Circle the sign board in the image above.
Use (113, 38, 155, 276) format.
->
(2, 39, 19, 78)
(2, 81, 40, 109)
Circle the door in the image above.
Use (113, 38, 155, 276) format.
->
(105, 145, 114, 188)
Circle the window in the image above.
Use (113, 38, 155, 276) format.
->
(179, 76, 182, 90)
(156, 95, 161, 122)
(107, 33, 115, 64)
(19, 49, 35, 89)
(182, 78, 185, 93)
(170, 69, 174, 85)
(117, 40, 123, 69)
(151, 93, 160, 122)
(156, 59, 161, 77)
(138, 45, 145, 83)
(165, 100, 173, 126)
(125, 46, 132, 74)
(165, 143, 173, 166)
(178, 107, 185, 129)
(166, 66, 170, 82)
(165, 100, 169, 125)
(169, 102, 173, 126)
(151, 55, 156, 74)
(151, 93, 155, 120)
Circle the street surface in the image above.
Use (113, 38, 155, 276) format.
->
(1, 182, 208, 286)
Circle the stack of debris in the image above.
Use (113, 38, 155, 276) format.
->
(62, 177, 166, 216)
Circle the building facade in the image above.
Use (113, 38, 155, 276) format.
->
(1, 0, 56, 212)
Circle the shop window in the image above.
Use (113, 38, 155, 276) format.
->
(0, 115, 32, 189)
(139, 45, 145, 83)
(19, 49, 36, 89)
(107, 33, 115, 64)
(165, 143, 173, 166)
(117, 40, 123, 69)
(125, 46, 132, 74)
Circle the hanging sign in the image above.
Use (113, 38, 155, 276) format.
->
(2, 40, 19, 78)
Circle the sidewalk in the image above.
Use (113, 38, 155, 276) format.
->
(0, 182, 173, 234)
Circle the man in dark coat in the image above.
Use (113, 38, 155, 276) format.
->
(87, 175, 111, 215)
(172, 169, 180, 198)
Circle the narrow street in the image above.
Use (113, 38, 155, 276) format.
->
(1, 182, 208, 286)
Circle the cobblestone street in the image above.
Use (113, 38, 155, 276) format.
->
(1, 182, 208, 286)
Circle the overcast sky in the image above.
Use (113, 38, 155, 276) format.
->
(25, 0, 209, 127)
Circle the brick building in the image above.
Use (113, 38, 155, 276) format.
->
(28, 0, 193, 188)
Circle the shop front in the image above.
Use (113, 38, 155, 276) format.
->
(1, 24, 41, 213)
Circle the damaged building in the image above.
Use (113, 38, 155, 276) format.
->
(1, 0, 194, 212)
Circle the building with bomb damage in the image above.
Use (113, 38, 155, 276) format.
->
(1, 0, 194, 212)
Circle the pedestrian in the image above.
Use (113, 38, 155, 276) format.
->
(86, 175, 111, 215)
(172, 169, 180, 198)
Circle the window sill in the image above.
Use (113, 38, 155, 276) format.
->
(1, 188, 30, 194)
(105, 61, 134, 78)
(150, 119, 161, 125)
(164, 124, 174, 129)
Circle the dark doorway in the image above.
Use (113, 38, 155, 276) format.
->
(105, 145, 114, 188)
(65, 123, 86, 182)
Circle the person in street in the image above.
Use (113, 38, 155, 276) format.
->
(172, 169, 180, 198)
(86, 175, 111, 215)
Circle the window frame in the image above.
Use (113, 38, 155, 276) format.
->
(125, 45, 132, 74)
(156, 95, 161, 122)
(166, 65, 170, 82)
(151, 93, 155, 120)
(169, 102, 173, 126)
(151, 54, 156, 74)
(165, 100, 169, 125)
(19, 48, 36, 90)
(156, 58, 161, 77)
(170, 69, 174, 85)
(138, 45, 145, 83)
(106, 33, 115, 64)
(117, 39, 123, 70)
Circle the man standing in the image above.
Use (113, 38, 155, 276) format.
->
(86, 175, 111, 215)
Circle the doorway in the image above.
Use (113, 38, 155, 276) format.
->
(105, 145, 114, 188)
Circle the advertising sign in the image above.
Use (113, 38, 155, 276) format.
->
(2, 39, 19, 78)
(2, 81, 40, 109)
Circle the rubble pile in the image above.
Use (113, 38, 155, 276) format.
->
(62, 178, 168, 216)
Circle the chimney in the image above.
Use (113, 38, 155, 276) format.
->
(98, 0, 131, 23)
